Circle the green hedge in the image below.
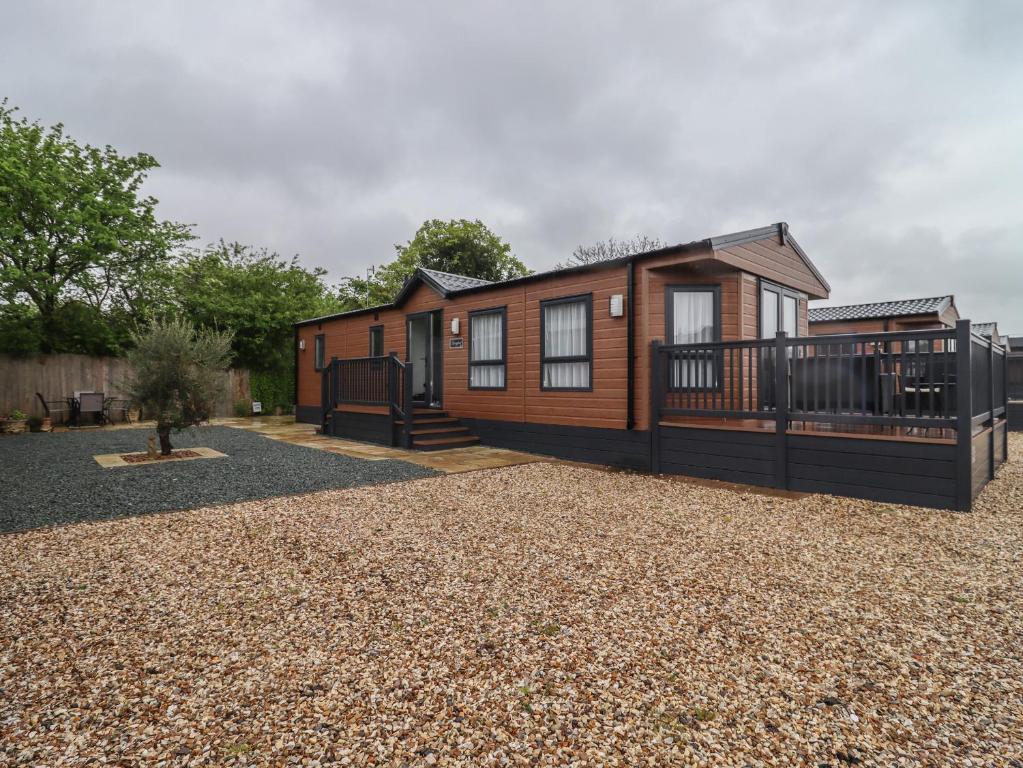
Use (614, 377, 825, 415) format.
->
(250, 366, 295, 414)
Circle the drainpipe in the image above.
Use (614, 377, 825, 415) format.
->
(626, 259, 635, 430)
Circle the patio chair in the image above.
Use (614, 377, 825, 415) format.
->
(74, 392, 106, 428)
(104, 397, 133, 424)
(36, 392, 72, 424)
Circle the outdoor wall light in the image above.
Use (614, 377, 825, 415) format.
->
(451, 317, 460, 335)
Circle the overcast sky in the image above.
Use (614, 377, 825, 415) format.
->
(3, 1, 1021, 330)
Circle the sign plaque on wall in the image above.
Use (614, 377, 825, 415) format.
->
(449, 337, 464, 349)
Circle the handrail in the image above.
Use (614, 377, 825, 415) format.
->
(660, 338, 775, 351)
(334, 354, 394, 363)
(793, 328, 953, 345)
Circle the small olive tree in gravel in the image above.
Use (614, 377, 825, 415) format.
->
(126, 318, 233, 455)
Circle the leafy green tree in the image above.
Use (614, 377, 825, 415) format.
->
(174, 241, 343, 373)
(126, 318, 233, 454)
(0, 302, 42, 357)
(0, 101, 191, 352)
(339, 219, 529, 309)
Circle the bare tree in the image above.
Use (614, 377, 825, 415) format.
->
(559, 235, 665, 268)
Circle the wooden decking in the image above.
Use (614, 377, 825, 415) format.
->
(659, 415, 958, 444)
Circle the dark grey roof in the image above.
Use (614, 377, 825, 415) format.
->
(297, 222, 827, 327)
(972, 322, 998, 337)
(1009, 336, 1023, 351)
(419, 268, 492, 292)
(809, 296, 952, 323)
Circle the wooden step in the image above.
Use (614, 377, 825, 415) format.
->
(409, 416, 459, 425)
(410, 425, 470, 436)
(394, 416, 458, 427)
(412, 434, 480, 449)
(413, 408, 446, 416)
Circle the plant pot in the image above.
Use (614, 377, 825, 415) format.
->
(0, 418, 28, 435)
(274, 406, 283, 416)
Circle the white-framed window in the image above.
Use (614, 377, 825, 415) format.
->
(761, 281, 801, 338)
(469, 308, 506, 389)
(666, 285, 719, 388)
(541, 294, 592, 390)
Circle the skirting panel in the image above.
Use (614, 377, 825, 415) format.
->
(787, 434, 958, 510)
(971, 430, 992, 500)
(994, 422, 1007, 466)
(330, 410, 392, 446)
(659, 427, 775, 488)
(296, 405, 321, 424)
(655, 426, 961, 510)
(459, 419, 651, 470)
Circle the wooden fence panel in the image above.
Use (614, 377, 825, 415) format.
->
(0, 354, 250, 418)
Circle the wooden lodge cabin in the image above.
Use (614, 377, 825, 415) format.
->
(296, 223, 825, 459)
(972, 322, 1007, 348)
(808, 295, 959, 336)
(296, 222, 1009, 511)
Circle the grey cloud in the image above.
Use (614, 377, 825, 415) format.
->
(2, 0, 1021, 330)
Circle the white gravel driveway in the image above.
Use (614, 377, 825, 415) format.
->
(2, 436, 1021, 766)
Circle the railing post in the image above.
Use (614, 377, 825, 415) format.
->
(989, 340, 996, 480)
(387, 353, 397, 404)
(403, 362, 414, 449)
(774, 331, 789, 490)
(954, 320, 973, 511)
(320, 363, 329, 432)
(650, 340, 662, 474)
(387, 354, 399, 447)
(1004, 347, 1010, 465)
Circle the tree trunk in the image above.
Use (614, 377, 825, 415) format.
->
(158, 426, 173, 455)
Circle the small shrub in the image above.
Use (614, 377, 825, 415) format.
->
(233, 400, 250, 417)
(27, 415, 44, 432)
(8, 409, 26, 420)
(125, 318, 233, 454)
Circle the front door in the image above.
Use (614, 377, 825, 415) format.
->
(406, 310, 443, 406)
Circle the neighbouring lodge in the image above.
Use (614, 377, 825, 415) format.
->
(295, 223, 1010, 511)
(809, 295, 960, 336)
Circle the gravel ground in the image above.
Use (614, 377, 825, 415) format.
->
(0, 426, 438, 533)
(1, 435, 1021, 766)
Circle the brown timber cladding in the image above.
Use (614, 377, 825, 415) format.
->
(299, 266, 631, 430)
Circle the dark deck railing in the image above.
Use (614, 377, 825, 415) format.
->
(651, 320, 1009, 509)
(657, 328, 964, 425)
(320, 354, 414, 447)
